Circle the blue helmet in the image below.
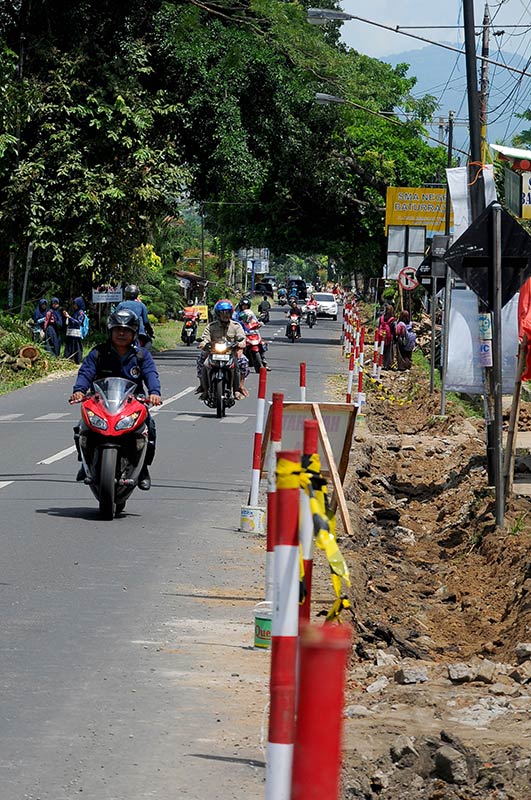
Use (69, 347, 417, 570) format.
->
(214, 299, 234, 319)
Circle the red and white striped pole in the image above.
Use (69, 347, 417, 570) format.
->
(377, 333, 385, 380)
(345, 351, 355, 404)
(266, 450, 301, 800)
(266, 392, 284, 603)
(371, 329, 380, 379)
(299, 362, 306, 402)
(290, 624, 353, 800)
(249, 367, 268, 507)
(299, 420, 319, 624)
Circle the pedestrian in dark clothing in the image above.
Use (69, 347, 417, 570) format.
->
(63, 296, 86, 364)
(44, 297, 63, 356)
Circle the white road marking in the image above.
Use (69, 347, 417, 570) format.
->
(151, 386, 195, 416)
(0, 481, 14, 490)
(221, 416, 248, 424)
(34, 412, 71, 420)
(173, 414, 200, 422)
(0, 414, 23, 422)
(37, 445, 77, 465)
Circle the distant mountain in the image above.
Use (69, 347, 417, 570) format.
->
(381, 45, 531, 157)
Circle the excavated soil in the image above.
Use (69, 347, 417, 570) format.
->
(328, 360, 531, 800)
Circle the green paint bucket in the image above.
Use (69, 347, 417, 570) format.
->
(253, 601, 272, 649)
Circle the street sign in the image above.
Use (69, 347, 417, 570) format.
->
(415, 263, 432, 286)
(398, 267, 419, 291)
(444, 201, 531, 309)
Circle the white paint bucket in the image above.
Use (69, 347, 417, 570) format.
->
(239, 505, 266, 534)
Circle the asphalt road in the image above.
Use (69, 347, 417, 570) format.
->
(0, 307, 343, 800)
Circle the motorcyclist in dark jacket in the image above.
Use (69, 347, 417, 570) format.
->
(115, 284, 153, 348)
(286, 298, 302, 338)
(70, 308, 161, 490)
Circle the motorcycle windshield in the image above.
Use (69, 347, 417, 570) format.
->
(93, 377, 138, 413)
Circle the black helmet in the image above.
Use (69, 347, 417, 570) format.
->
(124, 284, 140, 299)
(108, 308, 140, 334)
(240, 298, 251, 309)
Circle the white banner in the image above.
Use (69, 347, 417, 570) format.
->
(445, 288, 518, 394)
(446, 165, 497, 240)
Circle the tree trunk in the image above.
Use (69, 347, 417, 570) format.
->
(20, 241, 34, 315)
(8, 251, 15, 309)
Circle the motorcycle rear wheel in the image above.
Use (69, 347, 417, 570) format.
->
(215, 380, 225, 418)
(99, 448, 117, 520)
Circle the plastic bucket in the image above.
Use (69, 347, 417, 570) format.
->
(239, 505, 266, 535)
(254, 601, 272, 649)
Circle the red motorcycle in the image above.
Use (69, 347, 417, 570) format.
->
(287, 313, 300, 343)
(74, 377, 150, 519)
(244, 319, 268, 372)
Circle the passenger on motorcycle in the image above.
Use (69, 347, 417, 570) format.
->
(286, 298, 302, 338)
(239, 310, 271, 371)
(196, 300, 250, 399)
(115, 284, 154, 348)
(70, 308, 162, 491)
(258, 295, 271, 322)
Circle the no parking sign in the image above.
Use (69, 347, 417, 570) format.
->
(398, 267, 419, 291)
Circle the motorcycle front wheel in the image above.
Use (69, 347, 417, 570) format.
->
(215, 380, 225, 419)
(99, 448, 117, 520)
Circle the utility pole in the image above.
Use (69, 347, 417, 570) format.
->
(463, 0, 485, 219)
(200, 203, 205, 280)
(480, 2, 490, 164)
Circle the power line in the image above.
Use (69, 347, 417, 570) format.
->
(339, 11, 531, 77)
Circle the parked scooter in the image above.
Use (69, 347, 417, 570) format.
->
(201, 340, 240, 418)
(73, 377, 151, 519)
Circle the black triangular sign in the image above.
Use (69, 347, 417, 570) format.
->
(443, 201, 531, 308)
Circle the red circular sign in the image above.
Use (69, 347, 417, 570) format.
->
(398, 267, 419, 291)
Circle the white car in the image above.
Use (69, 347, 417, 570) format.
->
(313, 292, 338, 320)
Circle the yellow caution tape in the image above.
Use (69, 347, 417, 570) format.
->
(368, 375, 412, 406)
(276, 454, 351, 621)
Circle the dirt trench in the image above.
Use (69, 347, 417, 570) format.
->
(324, 363, 531, 799)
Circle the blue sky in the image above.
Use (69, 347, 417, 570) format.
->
(340, 0, 531, 58)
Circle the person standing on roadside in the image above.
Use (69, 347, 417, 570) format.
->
(44, 297, 63, 356)
(395, 309, 416, 371)
(379, 303, 396, 370)
(63, 296, 86, 364)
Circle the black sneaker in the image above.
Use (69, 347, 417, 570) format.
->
(138, 468, 151, 491)
(76, 465, 86, 482)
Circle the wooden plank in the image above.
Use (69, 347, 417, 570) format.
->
(312, 403, 354, 539)
(504, 336, 528, 498)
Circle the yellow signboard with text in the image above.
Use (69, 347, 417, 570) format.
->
(385, 187, 452, 236)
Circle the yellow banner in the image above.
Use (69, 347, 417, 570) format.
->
(385, 187, 451, 234)
(191, 304, 209, 322)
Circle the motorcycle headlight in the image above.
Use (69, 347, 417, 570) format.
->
(86, 410, 108, 430)
(115, 413, 139, 431)
(214, 342, 227, 353)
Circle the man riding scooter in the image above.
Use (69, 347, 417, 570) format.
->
(70, 309, 162, 490)
(196, 299, 250, 399)
(285, 297, 302, 339)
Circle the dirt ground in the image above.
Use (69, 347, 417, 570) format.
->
(325, 355, 531, 799)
